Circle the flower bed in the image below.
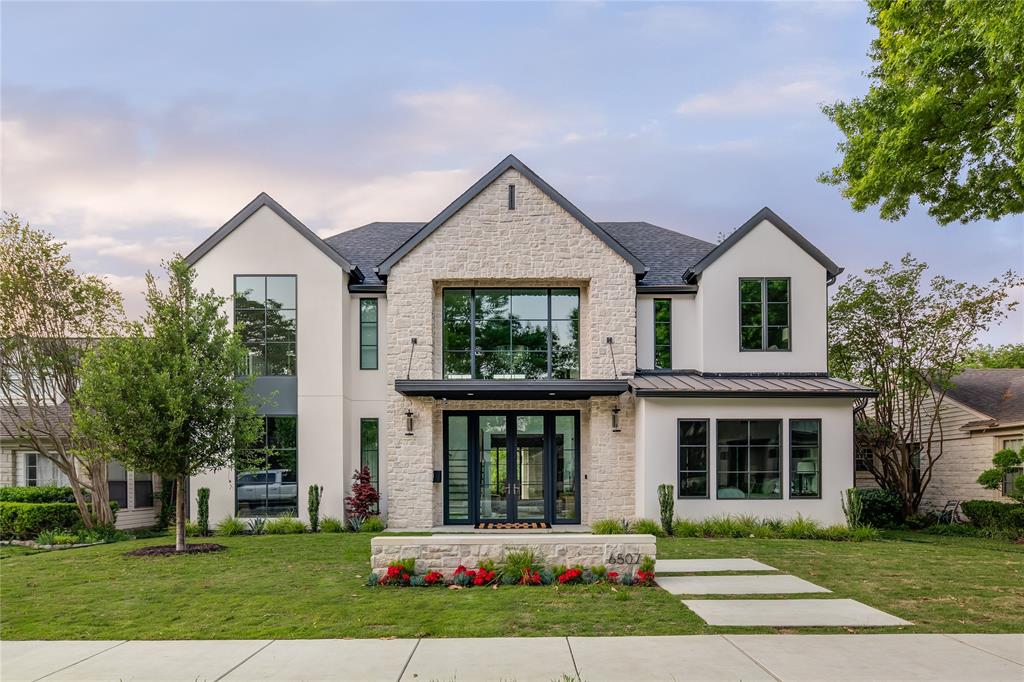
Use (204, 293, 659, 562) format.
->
(367, 554, 657, 588)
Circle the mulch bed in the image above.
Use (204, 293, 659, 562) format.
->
(124, 543, 226, 557)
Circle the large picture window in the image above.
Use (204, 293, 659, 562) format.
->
(442, 288, 579, 380)
(236, 416, 298, 517)
(717, 420, 782, 499)
(677, 419, 708, 498)
(359, 299, 378, 370)
(789, 419, 821, 498)
(654, 299, 672, 369)
(234, 275, 297, 376)
(739, 278, 790, 351)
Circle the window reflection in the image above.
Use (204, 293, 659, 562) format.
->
(236, 416, 298, 517)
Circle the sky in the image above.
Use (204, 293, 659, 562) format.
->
(2, 1, 1021, 344)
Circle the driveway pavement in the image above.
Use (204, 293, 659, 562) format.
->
(3, 634, 1022, 681)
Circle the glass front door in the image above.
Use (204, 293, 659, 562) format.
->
(444, 412, 580, 525)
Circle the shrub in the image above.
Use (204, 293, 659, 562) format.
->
(185, 520, 200, 536)
(961, 500, 1024, 532)
(248, 518, 267, 535)
(361, 516, 385, 533)
(671, 518, 702, 537)
(781, 515, 822, 539)
(842, 488, 864, 528)
(344, 466, 379, 521)
(905, 512, 938, 529)
(265, 517, 307, 534)
(389, 557, 416, 574)
(0, 485, 74, 503)
(667, 514, 877, 542)
(35, 529, 58, 545)
(216, 516, 246, 536)
(347, 516, 364, 532)
(857, 488, 904, 528)
(308, 484, 323, 532)
(657, 483, 674, 536)
(850, 525, 880, 542)
(500, 549, 541, 582)
(196, 488, 210, 536)
(0, 502, 80, 540)
(978, 446, 1024, 502)
(591, 518, 628, 534)
(320, 516, 345, 533)
(629, 518, 666, 537)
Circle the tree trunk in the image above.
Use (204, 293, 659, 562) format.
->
(87, 459, 115, 526)
(175, 473, 186, 552)
(66, 475, 95, 529)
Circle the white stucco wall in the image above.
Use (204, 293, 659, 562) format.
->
(635, 396, 854, 524)
(189, 205, 348, 524)
(636, 294, 698, 370)
(697, 219, 828, 373)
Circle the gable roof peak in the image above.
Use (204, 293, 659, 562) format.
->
(185, 192, 360, 279)
(375, 154, 647, 278)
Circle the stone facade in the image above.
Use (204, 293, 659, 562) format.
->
(385, 169, 638, 529)
(370, 533, 657, 576)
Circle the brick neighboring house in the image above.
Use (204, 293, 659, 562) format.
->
(184, 154, 875, 529)
(0, 404, 162, 530)
(855, 368, 1024, 509)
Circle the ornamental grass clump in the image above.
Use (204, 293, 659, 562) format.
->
(591, 518, 629, 534)
(319, 516, 344, 533)
(629, 518, 666, 537)
(499, 549, 540, 582)
(265, 518, 306, 534)
(215, 516, 246, 536)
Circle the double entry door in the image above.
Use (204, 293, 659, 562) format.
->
(443, 411, 580, 525)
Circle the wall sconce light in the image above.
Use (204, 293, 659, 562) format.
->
(611, 406, 621, 432)
(405, 410, 414, 435)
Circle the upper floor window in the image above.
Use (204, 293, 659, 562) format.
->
(360, 299, 378, 370)
(654, 299, 672, 369)
(739, 278, 790, 351)
(442, 288, 579, 380)
(234, 276, 297, 376)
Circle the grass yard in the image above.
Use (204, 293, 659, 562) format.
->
(1, 532, 1020, 640)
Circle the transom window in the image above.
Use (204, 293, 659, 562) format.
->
(717, 420, 782, 499)
(654, 299, 672, 369)
(234, 275, 297, 376)
(739, 278, 790, 351)
(677, 420, 708, 498)
(442, 288, 579, 380)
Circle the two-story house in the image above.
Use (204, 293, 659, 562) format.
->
(185, 154, 873, 529)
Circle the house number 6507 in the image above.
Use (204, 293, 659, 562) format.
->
(607, 552, 640, 565)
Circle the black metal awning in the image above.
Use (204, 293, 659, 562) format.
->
(394, 379, 629, 400)
(629, 372, 876, 398)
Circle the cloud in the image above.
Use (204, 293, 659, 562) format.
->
(675, 68, 845, 117)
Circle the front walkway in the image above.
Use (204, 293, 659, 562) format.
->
(3, 634, 1022, 681)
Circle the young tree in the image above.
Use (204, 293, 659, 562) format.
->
(829, 255, 1021, 515)
(75, 257, 264, 551)
(964, 343, 1024, 369)
(977, 445, 1024, 502)
(820, 0, 1024, 224)
(0, 212, 123, 527)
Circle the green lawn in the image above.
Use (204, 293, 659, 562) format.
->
(1, 532, 1020, 640)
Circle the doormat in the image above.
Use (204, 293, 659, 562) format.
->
(475, 522, 552, 530)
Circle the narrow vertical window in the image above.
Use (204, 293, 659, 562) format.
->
(654, 299, 672, 369)
(678, 420, 708, 498)
(134, 471, 155, 508)
(25, 452, 38, 487)
(360, 418, 380, 491)
(740, 278, 790, 351)
(108, 459, 128, 509)
(359, 298, 378, 370)
(789, 419, 821, 498)
(508, 184, 516, 210)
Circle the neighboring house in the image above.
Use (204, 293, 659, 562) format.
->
(185, 154, 873, 529)
(856, 369, 1024, 509)
(0, 405, 162, 530)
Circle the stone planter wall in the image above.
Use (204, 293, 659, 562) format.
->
(370, 534, 657, 576)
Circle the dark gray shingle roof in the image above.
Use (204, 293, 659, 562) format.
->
(947, 369, 1024, 425)
(324, 220, 715, 287)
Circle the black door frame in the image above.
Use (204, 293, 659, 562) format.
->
(443, 410, 581, 525)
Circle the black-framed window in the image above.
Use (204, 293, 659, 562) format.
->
(134, 471, 154, 508)
(855, 447, 873, 472)
(442, 288, 580, 380)
(360, 418, 379, 489)
(740, 278, 790, 351)
(359, 299, 378, 370)
(654, 299, 672, 369)
(717, 420, 782, 499)
(790, 419, 821, 498)
(236, 415, 298, 517)
(25, 452, 38, 487)
(234, 275, 297, 376)
(108, 459, 128, 510)
(677, 419, 708, 498)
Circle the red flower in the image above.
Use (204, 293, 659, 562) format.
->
(557, 568, 583, 584)
(454, 565, 468, 575)
(401, 573, 410, 581)
(607, 571, 619, 580)
(424, 571, 444, 585)
(636, 570, 655, 586)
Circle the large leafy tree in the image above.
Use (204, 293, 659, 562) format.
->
(820, 0, 1024, 224)
(829, 255, 1021, 514)
(75, 257, 263, 551)
(0, 213, 122, 527)
(964, 343, 1024, 368)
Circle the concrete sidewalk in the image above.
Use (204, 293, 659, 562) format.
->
(3, 634, 1022, 681)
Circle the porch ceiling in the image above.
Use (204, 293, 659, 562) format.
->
(393, 379, 629, 400)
